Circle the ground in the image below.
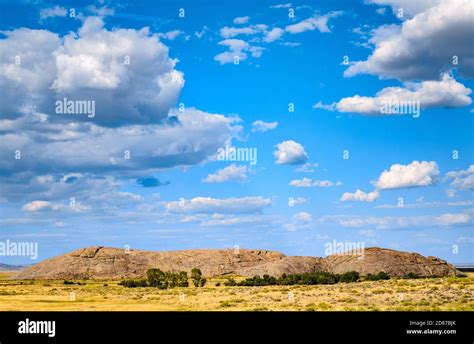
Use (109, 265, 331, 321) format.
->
(0, 272, 472, 311)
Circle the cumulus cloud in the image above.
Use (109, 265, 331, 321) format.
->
(233, 16, 250, 24)
(295, 163, 319, 173)
(163, 196, 271, 214)
(290, 178, 342, 188)
(375, 161, 440, 189)
(214, 39, 264, 64)
(252, 120, 278, 132)
(0, 107, 240, 178)
(285, 11, 342, 34)
(340, 189, 380, 202)
(22, 200, 62, 212)
(263, 28, 284, 43)
(325, 74, 471, 115)
(274, 140, 308, 165)
(0, 17, 184, 126)
(219, 24, 267, 38)
(293, 212, 313, 222)
(346, 0, 474, 80)
(339, 161, 439, 203)
(446, 165, 474, 190)
(203, 164, 249, 183)
(157, 30, 183, 40)
(368, 0, 442, 18)
(39, 6, 67, 20)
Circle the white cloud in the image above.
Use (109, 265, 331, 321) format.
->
(274, 140, 308, 165)
(290, 178, 342, 188)
(290, 197, 307, 205)
(22, 200, 62, 212)
(0, 17, 185, 126)
(340, 189, 380, 202)
(219, 24, 267, 38)
(295, 162, 319, 173)
(346, 0, 474, 80)
(334, 74, 471, 115)
(203, 164, 249, 183)
(163, 196, 271, 214)
(233, 16, 250, 24)
(313, 101, 336, 111)
(252, 120, 278, 132)
(263, 28, 284, 43)
(446, 165, 474, 190)
(320, 213, 472, 229)
(271, 3, 292, 9)
(285, 11, 342, 34)
(194, 26, 209, 39)
(214, 39, 265, 64)
(281, 42, 301, 47)
(86, 5, 115, 17)
(368, 0, 441, 18)
(293, 212, 313, 222)
(0, 107, 241, 183)
(158, 30, 183, 40)
(375, 161, 440, 189)
(39, 6, 67, 20)
(437, 213, 472, 226)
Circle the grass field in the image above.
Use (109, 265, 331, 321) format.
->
(0, 272, 472, 311)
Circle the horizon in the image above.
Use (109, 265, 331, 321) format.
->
(0, 0, 473, 267)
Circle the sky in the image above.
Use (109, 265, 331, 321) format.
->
(0, 0, 473, 265)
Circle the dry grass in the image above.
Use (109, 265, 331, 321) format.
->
(0, 272, 472, 311)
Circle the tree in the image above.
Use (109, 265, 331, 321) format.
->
(147, 268, 166, 288)
(191, 268, 206, 287)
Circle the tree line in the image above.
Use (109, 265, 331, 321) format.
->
(119, 268, 206, 289)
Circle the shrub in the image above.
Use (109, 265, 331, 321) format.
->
(215, 282, 221, 287)
(224, 278, 237, 286)
(63, 280, 75, 285)
(337, 271, 360, 283)
(191, 268, 206, 287)
(147, 268, 166, 289)
(365, 272, 390, 281)
(118, 279, 148, 288)
(403, 272, 421, 279)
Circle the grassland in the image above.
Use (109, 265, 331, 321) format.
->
(0, 271, 472, 311)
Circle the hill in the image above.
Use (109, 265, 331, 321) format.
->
(13, 246, 461, 280)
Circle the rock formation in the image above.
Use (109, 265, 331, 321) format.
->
(13, 246, 461, 280)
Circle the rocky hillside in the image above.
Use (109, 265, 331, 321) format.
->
(13, 246, 461, 280)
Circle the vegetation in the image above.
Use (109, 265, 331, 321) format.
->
(118, 279, 148, 288)
(191, 268, 207, 287)
(0, 271, 472, 311)
(225, 271, 361, 287)
(364, 272, 390, 281)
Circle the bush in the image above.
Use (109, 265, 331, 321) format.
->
(191, 268, 206, 287)
(403, 272, 421, 279)
(63, 280, 75, 285)
(365, 272, 390, 281)
(215, 282, 221, 287)
(118, 279, 148, 288)
(224, 278, 237, 286)
(337, 271, 360, 283)
(147, 268, 166, 288)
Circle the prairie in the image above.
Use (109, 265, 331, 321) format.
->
(0, 272, 472, 311)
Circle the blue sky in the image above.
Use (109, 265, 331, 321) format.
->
(0, 0, 473, 265)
